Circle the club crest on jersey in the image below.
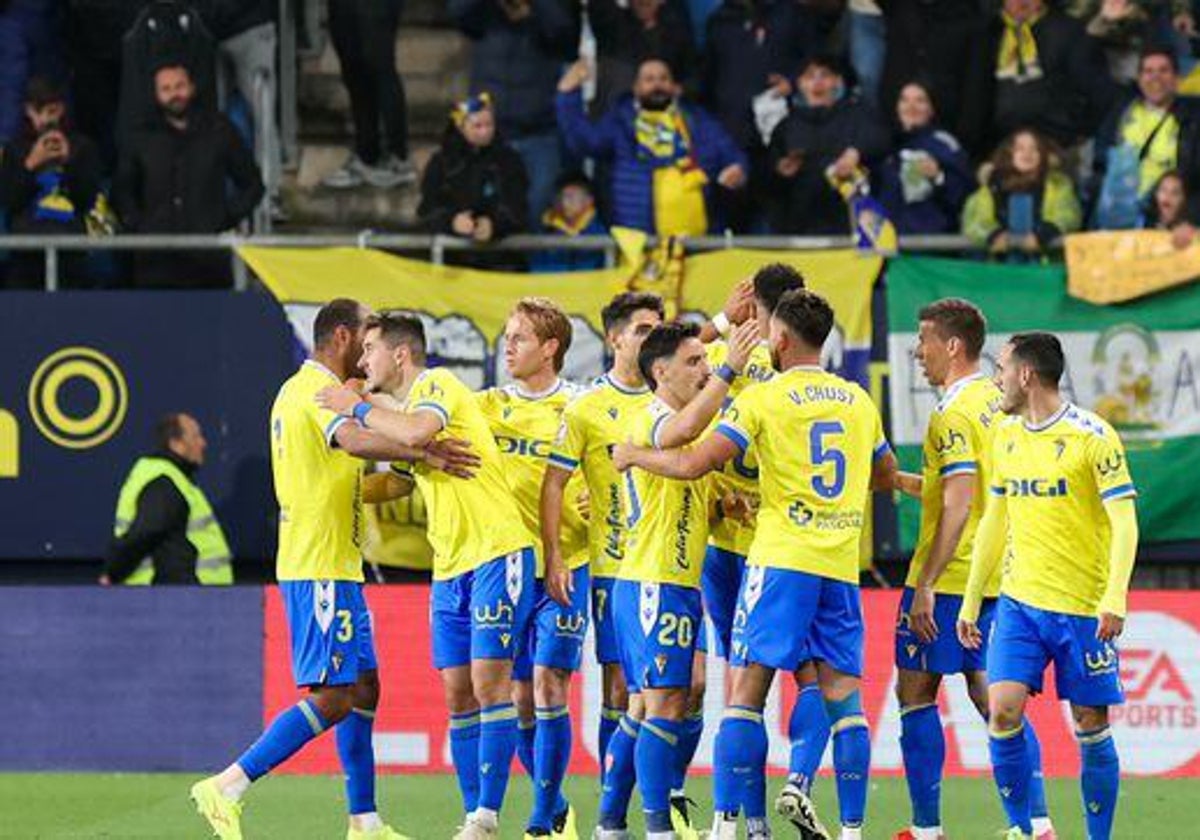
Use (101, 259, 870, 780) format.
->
(639, 582, 661, 635)
(607, 407, 619, 420)
(1054, 437, 1067, 460)
(502, 406, 513, 419)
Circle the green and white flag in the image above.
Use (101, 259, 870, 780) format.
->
(887, 256, 1200, 550)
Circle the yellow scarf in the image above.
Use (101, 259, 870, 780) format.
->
(542, 205, 597, 236)
(997, 11, 1045, 82)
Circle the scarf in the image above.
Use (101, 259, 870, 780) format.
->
(997, 11, 1046, 83)
(542, 205, 597, 236)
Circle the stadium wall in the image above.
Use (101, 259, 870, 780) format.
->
(2, 587, 1196, 777)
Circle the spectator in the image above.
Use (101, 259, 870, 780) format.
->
(1065, 0, 1194, 82)
(766, 54, 890, 234)
(879, 0, 993, 154)
(1095, 48, 1200, 228)
(113, 63, 264, 287)
(530, 170, 609, 272)
(449, 0, 580, 227)
(102, 412, 233, 586)
(64, 0, 141, 170)
(874, 80, 973, 234)
(0, 76, 103, 287)
(985, 0, 1116, 150)
(962, 128, 1083, 258)
(589, 0, 696, 115)
(321, 0, 415, 190)
(556, 57, 748, 235)
(417, 93, 529, 269)
(700, 0, 816, 229)
(1143, 169, 1197, 245)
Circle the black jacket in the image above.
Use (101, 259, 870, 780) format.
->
(104, 451, 200, 585)
(700, 0, 815, 149)
(0, 127, 103, 233)
(589, 0, 696, 115)
(113, 106, 264, 233)
(448, 0, 580, 138)
(984, 10, 1116, 149)
(418, 128, 529, 237)
(767, 96, 891, 234)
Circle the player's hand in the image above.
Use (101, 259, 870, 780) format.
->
(957, 618, 982, 650)
(721, 491, 757, 525)
(725, 319, 759, 375)
(721, 277, 756, 325)
(612, 440, 637, 472)
(1097, 611, 1125, 641)
(316, 385, 363, 416)
(423, 437, 480, 479)
(342, 377, 366, 394)
(545, 555, 574, 607)
(574, 489, 591, 521)
(910, 585, 939, 644)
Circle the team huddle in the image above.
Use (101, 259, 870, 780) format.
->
(190, 264, 1140, 840)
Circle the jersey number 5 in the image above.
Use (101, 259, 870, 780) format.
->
(810, 421, 846, 499)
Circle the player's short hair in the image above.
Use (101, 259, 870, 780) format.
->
(638, 321, 701, 391)
(773, 289, 834, 350)
(918, 297, 987, 360)
(155, 413, 187, 451)
(364, 311, 427, 364)
(313, 298, 365, 349)
(511, 296, 573, 372)
(752, 263, 806, 312)
(601, 291, 665, 336)
(1008, 332, 1065, 387)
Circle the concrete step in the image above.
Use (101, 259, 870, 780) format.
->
(278, 140, 441, 229)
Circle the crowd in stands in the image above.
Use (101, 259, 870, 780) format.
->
(4, 0, 1200, 287)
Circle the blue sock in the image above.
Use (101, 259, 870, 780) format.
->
(826, 692, 870, 829)
(1024, 718, 1049, 821)
(335, 708, 377, 815)
(1079, 727, 1120, 840)
(598, 705, 622, 783)
(517, 716, 537, 778)
(478, 702, 519, 812)
(529, 706, 572, 832)
(237, 699, 329, 780)
(713, 706, 767, 818)
(899, 703, 944, 829)
(638, 718, 684, 832)
(989, 723, 1033, 834)
(599, 713, 639, 830)
(788, 683, 831, 794)
(448, 710, 481, 814)
(671, 711, 704, 793)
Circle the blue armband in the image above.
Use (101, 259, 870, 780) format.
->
(352, 401, 373, 426)
(715, 364, 737, 385)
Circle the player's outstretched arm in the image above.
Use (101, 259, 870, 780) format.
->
(894, 470, 923, 498)
(658, 321, 759, 449)
(1098, 497, 1139, 640)
(958, 491, 1007, 649)
(334, 423, 479, 477)
(614, 432, 737, 480)
(910, 472, 974, 643)
(540, 466, 574, 606)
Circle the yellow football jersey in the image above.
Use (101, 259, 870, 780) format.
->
(907, 374, 1003, 596)
(270, 360, 364, 582)
(548, 374, 654, 579)
(706, 340, 775, 556)
(990, 403, 1137, 617)
(476, 380, 590, 574)
(393, 367, 532, 581)
(619, 398, 713, 588)
(716, 365, 889, 584)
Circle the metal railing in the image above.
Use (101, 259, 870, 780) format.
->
(0, 232, 981, 293)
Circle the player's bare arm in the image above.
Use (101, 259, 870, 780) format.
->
(613, 432, 738, 480)
(910, 472, 974, 643)
(657, 321, 758, 449)
(894, 470, 923, 498)
(869, 448, 901, 492)
(539, 464, 574, 606)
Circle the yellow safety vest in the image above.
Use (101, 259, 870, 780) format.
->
(113, 456, 233, 585)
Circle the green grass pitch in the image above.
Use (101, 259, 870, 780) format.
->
(2, 773, 1197, 839)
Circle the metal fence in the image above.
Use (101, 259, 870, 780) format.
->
(0, 232, 982, 292)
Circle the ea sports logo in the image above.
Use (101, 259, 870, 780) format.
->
(1107, 611, 1200, 774)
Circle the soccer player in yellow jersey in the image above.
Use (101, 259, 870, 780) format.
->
(957, 333, 1138, 840)
(609, 320, 757, 840)
(891, 300, 1054, 840)
(475, 298, 588, 840)
(616, 290, 899, 840)
(539, 291, 663, 826)
(192, 299, 469, 840)
(319, 313, 536, 840)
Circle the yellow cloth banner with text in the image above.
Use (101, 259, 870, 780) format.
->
(1065, 230, 1200, 304)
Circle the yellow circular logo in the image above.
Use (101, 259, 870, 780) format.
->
(28, 347, 128, 449)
